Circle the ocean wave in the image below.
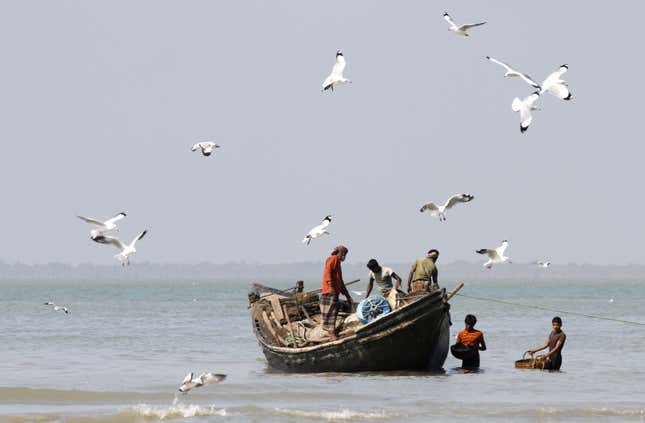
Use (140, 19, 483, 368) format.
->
(124, 403, 227, 420)
(536, 407, 645, 417)
(272, 408, 399, 420)
(54, 404, 226, 423)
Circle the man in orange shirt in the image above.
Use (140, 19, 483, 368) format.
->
(456, 314, 486, 370)
(320, 245, 354, 340)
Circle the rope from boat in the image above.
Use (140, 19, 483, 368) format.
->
(455, 293, 645, 327)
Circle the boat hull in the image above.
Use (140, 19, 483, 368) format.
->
(252, 289, 451, 373)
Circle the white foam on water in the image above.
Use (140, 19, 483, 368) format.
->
(272, 408, 398, 420)
(535, 407, 645, 417)
(128, 403, 227, 419)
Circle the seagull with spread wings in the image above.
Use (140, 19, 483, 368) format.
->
(77, 212, 126, 237)
(322, 50, 351, 92)
(302, 215, 332, 245)
(178, 372, 226, 394)
(44, 301, 69, 314)
(540, 64, 572, 101)
(512, 91, 541, 133)
(477, 240, 511, 269)
(443, 12, 486, 37)
(92, 230, 148, 266)
(486, 56, 541, 89)
(191, 142, 220, 157)
(420, 194, 474, 222)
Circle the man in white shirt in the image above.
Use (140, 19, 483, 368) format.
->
(365, 259, 403, 297)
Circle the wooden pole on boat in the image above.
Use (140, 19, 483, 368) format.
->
(282, 305, 298, 347)
(445, 282, 464, 302)
(308, 279, 361, 295)
(300, 306, 314, 324)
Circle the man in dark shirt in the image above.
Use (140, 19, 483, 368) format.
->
(527, 316, 566, 370)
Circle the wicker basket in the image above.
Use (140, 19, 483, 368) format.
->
(515, 352, 546, 369)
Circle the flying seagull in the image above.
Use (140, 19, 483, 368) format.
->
(485, 56, 541, 89)
(302, 215, 332, 245)
(540, 64, 572, 101)
(77, 212, 126, 237)
(92, 230, 148, 266)
(443, 12, 486, 37)
(535, 260, 551, 268)
(44, 301, 69, 314)
(512, 91, 541, 133)
(420, 194, 474, 222)
(178, 372, 226, 394)
(191, 142, 220, 157)
(477, 240, 511, 269)
(322, 50, 351, 92)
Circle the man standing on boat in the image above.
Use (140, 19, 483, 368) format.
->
(407, 249, 439, 293)
(365, 259, 403, 297)
(320, 245, 354, 340)
(526, 316, 566, 370)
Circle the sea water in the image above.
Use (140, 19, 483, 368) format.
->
(1, 279, 644, 422)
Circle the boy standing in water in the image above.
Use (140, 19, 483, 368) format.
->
(456, 314, 487, 370)
(527, 316, 566, 370)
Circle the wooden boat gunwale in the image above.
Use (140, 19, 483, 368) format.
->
(253, 288, 447, 353)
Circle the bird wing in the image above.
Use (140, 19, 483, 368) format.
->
(444, 194, 474, 209)
(200, 373, 226, 385)
(319, 217, 331, 229)
(517, 72, 541, 89)
(525, 92, 540, 107)
(460, 21, 486, 30)
(497, 241, 509, 256)
(443, 13, 457, 27)
(181, 372, 194, 385)
(419, 202, 440, 213)
(486, 56, 513, 73)
(477, 249, 499, 260)
(519, 106, 533, 130)
(307, 223, 324, 237)
(546, 83, 571, 100)
(77, 215, 104, 226)
(92, 235, 126, 251)
(105, 212, 126, 226)
(130, 230, 147, 248)
(486, 56, 540, 88)
(331, 54, 346, 77)
(540, 66, 567, 91)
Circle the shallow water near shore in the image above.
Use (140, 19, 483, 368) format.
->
(1, 279, 644, 422)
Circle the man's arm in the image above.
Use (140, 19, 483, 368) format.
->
(392, 272, 402, 290)
(407, 264, 416, 293)
(527, 341, 549, 355)
(431, 267, 438, 287)
(543, 339, 563, 359)
(340, 283, 353, 305)
(365, 277, 374, 298)
(479, 334, 487, 351)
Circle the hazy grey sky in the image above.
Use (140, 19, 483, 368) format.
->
(0, 1, 642, 266)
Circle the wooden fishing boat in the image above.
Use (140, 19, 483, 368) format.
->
(248, 282, 461, 373)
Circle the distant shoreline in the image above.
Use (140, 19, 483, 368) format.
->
(2, 261, 645, 282)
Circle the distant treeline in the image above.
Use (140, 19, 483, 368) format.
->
(1, 261, 644, 283)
